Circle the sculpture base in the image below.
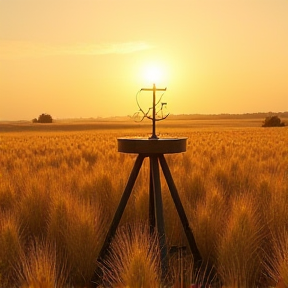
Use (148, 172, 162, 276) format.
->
(117, 137, 187, 154)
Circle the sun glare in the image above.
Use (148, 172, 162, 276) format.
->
(143, 63, 163, 84)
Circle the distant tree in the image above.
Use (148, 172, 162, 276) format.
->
(32, 118, 38, 123)
(262, 116, 285, 127)
(35, 113, 53, 123)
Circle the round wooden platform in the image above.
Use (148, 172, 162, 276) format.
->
(117, 137, 187, 154)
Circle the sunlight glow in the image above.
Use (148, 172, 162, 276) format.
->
(143, 63, 163, 84)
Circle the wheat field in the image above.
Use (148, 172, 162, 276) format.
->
(0, 120, 287, 288)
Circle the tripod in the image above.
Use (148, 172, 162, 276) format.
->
(92, 138, 202, 286)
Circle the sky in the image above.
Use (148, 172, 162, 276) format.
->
(0, 0, 287, 121)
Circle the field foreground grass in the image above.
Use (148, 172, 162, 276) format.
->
(0, 120, 287, 287)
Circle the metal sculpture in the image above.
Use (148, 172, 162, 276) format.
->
(133, 83, 168, 138)
(92, 83, 206, 287)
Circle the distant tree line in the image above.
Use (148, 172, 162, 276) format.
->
(168, 112, 288, 121)
(32, 113, 53, 123)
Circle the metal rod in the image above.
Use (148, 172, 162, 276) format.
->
(158, 154, 202, 266)
(151, 83, 157, 139)
(92, 154, 145, 285)
(150, 155, 168, 279)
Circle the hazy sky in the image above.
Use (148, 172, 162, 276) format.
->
(0, 0, 287, 120)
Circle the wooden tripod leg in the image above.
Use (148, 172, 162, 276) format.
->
(158, 154, 202, 266)
(92, 154, 145, 286)
(150, 155, 168, 279)
(149, 159, 155, 235)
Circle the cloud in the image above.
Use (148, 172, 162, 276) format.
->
(0, 40, 153, 59)
(85, 42, 153, 55)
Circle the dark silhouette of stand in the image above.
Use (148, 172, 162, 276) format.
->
(92, 138, 203, 286)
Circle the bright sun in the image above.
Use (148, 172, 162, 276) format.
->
(143, 63, 164, 84)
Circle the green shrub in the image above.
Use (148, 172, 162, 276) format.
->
(262, 116, 285, 127)
(32, 113, 53, 123)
